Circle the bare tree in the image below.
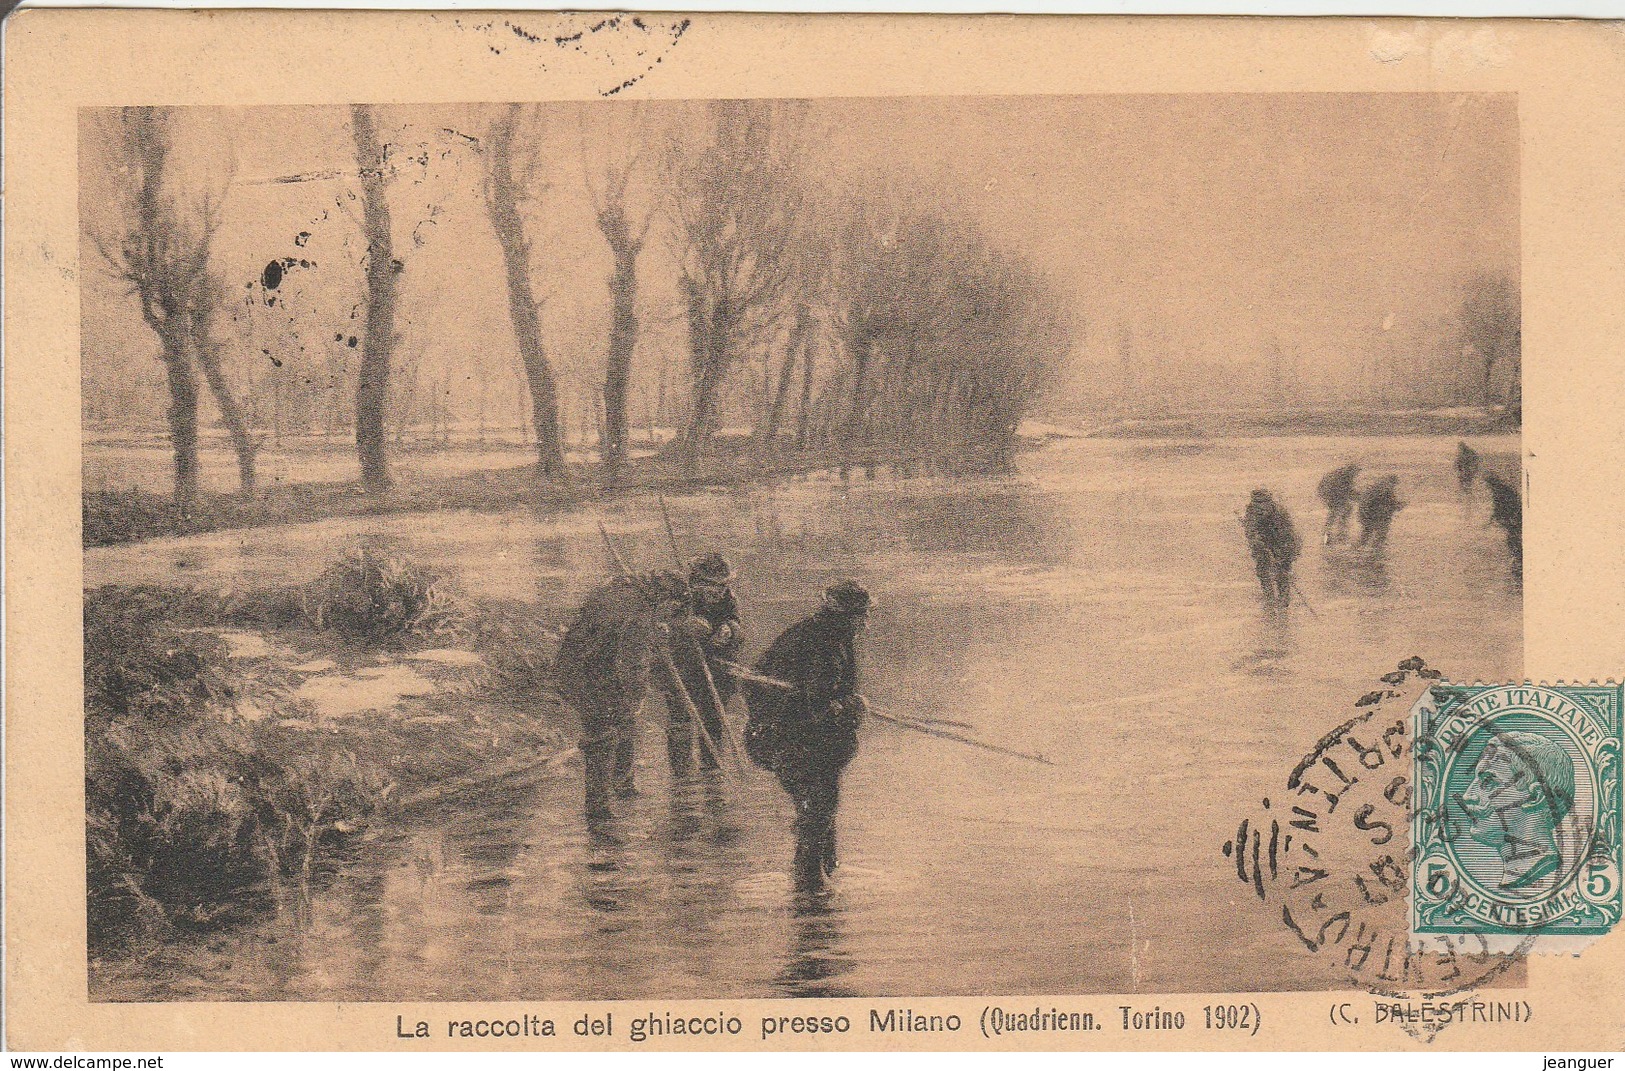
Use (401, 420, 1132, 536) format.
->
(824, 191, 931, 455)
(756, 218, 836, 458)
(579, 105, 657, 481)
(349, 104, 400, 494)
(191, 291, 260, 493)
(232, 119, 439, 467)
(817, 191, 1070, 469)
(764, 303, 815, 451)
(1460, 273, 1521, 410)
(390, 332, 426, 449)
(90, 107, 258, 507)
(666, 100, 807, 469)
(482, 103, 569, 480)
(794, 327, 818, 450)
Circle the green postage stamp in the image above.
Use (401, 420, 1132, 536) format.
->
(1412, 683, 1623, 944)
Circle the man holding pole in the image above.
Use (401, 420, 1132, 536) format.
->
(555, 569, 690, 825)
(1243, 489, 1301, 608)
(743, 580, 872, 893)
(662, 552, 744, 776)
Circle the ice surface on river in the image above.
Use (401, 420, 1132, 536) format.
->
(87, 434, 1521, 1001)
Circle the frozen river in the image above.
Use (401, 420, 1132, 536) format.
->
(86, 433, 1522, 1000)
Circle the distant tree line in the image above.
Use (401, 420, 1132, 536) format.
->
(1093, 277, 1521, 419)
(1459, 272, 1521, 415)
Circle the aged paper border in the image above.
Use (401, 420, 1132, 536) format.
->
(7, 9, 1624, 1052)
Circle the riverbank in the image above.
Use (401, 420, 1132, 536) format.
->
(82, 438, 1015, 549)
(84, 410, 1520, 549)
(84, 557, 572, 961)
(1068, 405, 1519, 440)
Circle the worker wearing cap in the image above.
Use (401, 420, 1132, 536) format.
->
(661, 551, 745, 776)
(743, 579, 873, 892)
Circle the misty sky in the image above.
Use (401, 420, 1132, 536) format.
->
(826, 94, 1518, 371)
(80, 93, 1517, 417)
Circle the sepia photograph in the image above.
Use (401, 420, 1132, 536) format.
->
(75, 91, 1527, 1004)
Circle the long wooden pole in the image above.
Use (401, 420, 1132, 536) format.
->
(598, 522, 630, 574)
(866, 709, 1057, 767)
(1236, 513, 1319, 618)
(656, 646, 732, 776)
(656, 494, 748, 770)
(600, 521, 733, 777)
(713, 659, 1058, 768)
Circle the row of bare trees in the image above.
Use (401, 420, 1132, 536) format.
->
(656, 101, 1068, 473)
(818, 198, 1068, 462)
(93, 107, 261, 506)
(92, 101, 1075, 510)
(669, 101, 807, 460)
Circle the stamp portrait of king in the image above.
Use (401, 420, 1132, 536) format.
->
(1413, 683, 1623, 941)
(1457, 729, 1577, 892)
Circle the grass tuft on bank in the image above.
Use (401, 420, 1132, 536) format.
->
(307, 548, 467, 643)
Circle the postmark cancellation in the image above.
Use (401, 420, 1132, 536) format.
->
(1223, 663, 1622, 1017)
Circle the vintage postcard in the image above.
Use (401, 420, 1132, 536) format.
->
(6, 8, 1624, 1054)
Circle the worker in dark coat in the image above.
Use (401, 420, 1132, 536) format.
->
(1316, 463, 1360, 546)
(1483, 471, 1523, 566)
(555, 570, 688, 823)
(1455, 441, 1481, 491)
(1355, 475, 1406, 550)
(742, 580, 872, 893)
(662, 552, 744, 775)
(1243, 490, 1301, 607)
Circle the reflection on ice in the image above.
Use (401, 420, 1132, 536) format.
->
(776, 891, 855, 998)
